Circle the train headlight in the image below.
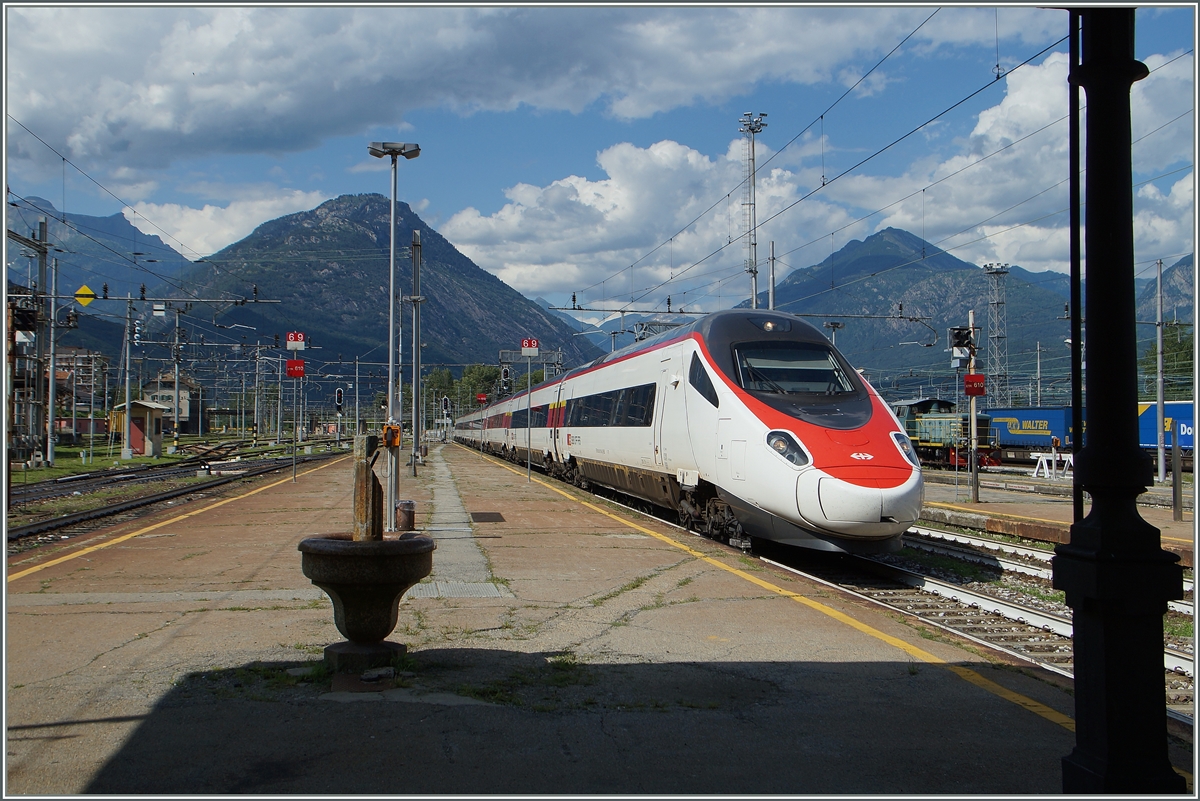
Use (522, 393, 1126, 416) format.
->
(891, 431, 920, 467)
(766, 430, 810, 467)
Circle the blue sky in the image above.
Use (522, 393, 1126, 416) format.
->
(6, 5, 1195, 323)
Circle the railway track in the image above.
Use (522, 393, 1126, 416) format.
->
(7, 440, 302, 506)
(756, 534, 1194, 727)
(7, 449, 345, 545)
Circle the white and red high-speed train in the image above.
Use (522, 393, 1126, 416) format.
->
(454, 309, 923, 553)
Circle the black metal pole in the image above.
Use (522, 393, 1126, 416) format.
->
(1052, 8, 1186, 793)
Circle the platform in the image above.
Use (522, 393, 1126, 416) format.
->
(921, 468, 1195, 567)
(5, 444, 1192, 794)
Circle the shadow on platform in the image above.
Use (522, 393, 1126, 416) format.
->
(77, 647, 1081, 794)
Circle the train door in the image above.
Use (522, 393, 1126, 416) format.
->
(655, 345, 693, 472)
(685, 349, 721, 481)
(130, 416, 147, 455)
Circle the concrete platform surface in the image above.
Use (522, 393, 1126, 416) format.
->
(5, 444, 1190, 794)
(920, 468, 1195, 566)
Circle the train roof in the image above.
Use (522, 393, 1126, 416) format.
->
(891, 397, 957, 412)
(567, 309, 830, 375)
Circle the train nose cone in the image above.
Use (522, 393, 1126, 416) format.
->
(817, 477, 883, 523)
(797, 470, 922, 537)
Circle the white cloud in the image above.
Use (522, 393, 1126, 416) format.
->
(1135, 172, 1195, 261)
(7, 6, 1066, 174)
(6, 5, 1189, 301)
(125, 189, 329, 257)
(441, 46, 1193, 305)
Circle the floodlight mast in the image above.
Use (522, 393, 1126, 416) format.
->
(739, 113, 766, 309)
(367, 140, 420, 531)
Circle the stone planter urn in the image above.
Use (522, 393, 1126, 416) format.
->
(299, 435, 434, 672)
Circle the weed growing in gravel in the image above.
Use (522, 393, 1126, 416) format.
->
(897, 548, 999, 583)
(1015, 584, 1066, 605)
(1164, 615, 1194, 639)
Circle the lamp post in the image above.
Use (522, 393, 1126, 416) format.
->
(410, 230, 423, 476)
(367, 141, 420, 530)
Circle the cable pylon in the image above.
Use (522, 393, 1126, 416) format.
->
(984, 262, 1011, 406)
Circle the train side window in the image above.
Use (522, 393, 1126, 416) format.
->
(688, 353, 720, 408)
(564, 384, 656, 427)
(620, 383, 656, 426)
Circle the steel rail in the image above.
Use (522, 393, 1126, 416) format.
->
(911, 525, 1194, 614)
(904, 529, 1053, 579)
(857, 555, 1193, 679)
(910, 524, 1056, 564)
(7, 453, 339, 541)
(859, 555, 1076, 636)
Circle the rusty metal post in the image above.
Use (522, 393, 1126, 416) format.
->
(1051, 8, 1186, 793)
(395, 499, 415, 532)
(352, 434, 383, 542)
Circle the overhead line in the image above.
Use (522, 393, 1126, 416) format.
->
(753, 34, 1071, 239)
(576, 9, 941, 301)
(6, 114, 205, 262)
(614, 33, 1071, 314)
(773, 161, 1195, 312)
(607, 34, 1189, 314)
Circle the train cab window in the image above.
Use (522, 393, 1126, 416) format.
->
(733, 341, 860, 395)
(688, 353, 720, 408)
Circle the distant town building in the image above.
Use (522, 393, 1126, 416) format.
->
(142, 371, 202, 435)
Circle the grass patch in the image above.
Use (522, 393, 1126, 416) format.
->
(591, 573, 652, 606)
(1015, 585, 1066, 605)
(1165, 616, 1194, 639)
(457, 680, 521, 706)
(897, 548, 999, 583)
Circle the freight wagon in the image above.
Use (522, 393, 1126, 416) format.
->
(986, 401, 1192, 466)
(1138, 400, 1193, 454)
(987, 407, 1077, 463)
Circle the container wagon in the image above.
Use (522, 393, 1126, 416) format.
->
(987, 401, 1192, 469)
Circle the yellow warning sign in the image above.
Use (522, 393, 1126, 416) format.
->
(74, 285, 97, 306)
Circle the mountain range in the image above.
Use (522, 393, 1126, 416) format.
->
(740, 227, 1192, 401)
(7, 195, 1191, 404)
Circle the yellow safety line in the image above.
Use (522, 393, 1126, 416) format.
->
(925, 500, 1069, 528)
(927, 501, 1194, 545)
(7, 456, 351, 583)
(457, 444, 1076, 733)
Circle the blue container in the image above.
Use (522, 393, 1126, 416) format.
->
(987, 407, 1075, 450)
(1137, 400, 1194, 451)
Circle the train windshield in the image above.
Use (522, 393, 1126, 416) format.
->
(733, 341, 860, 395)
